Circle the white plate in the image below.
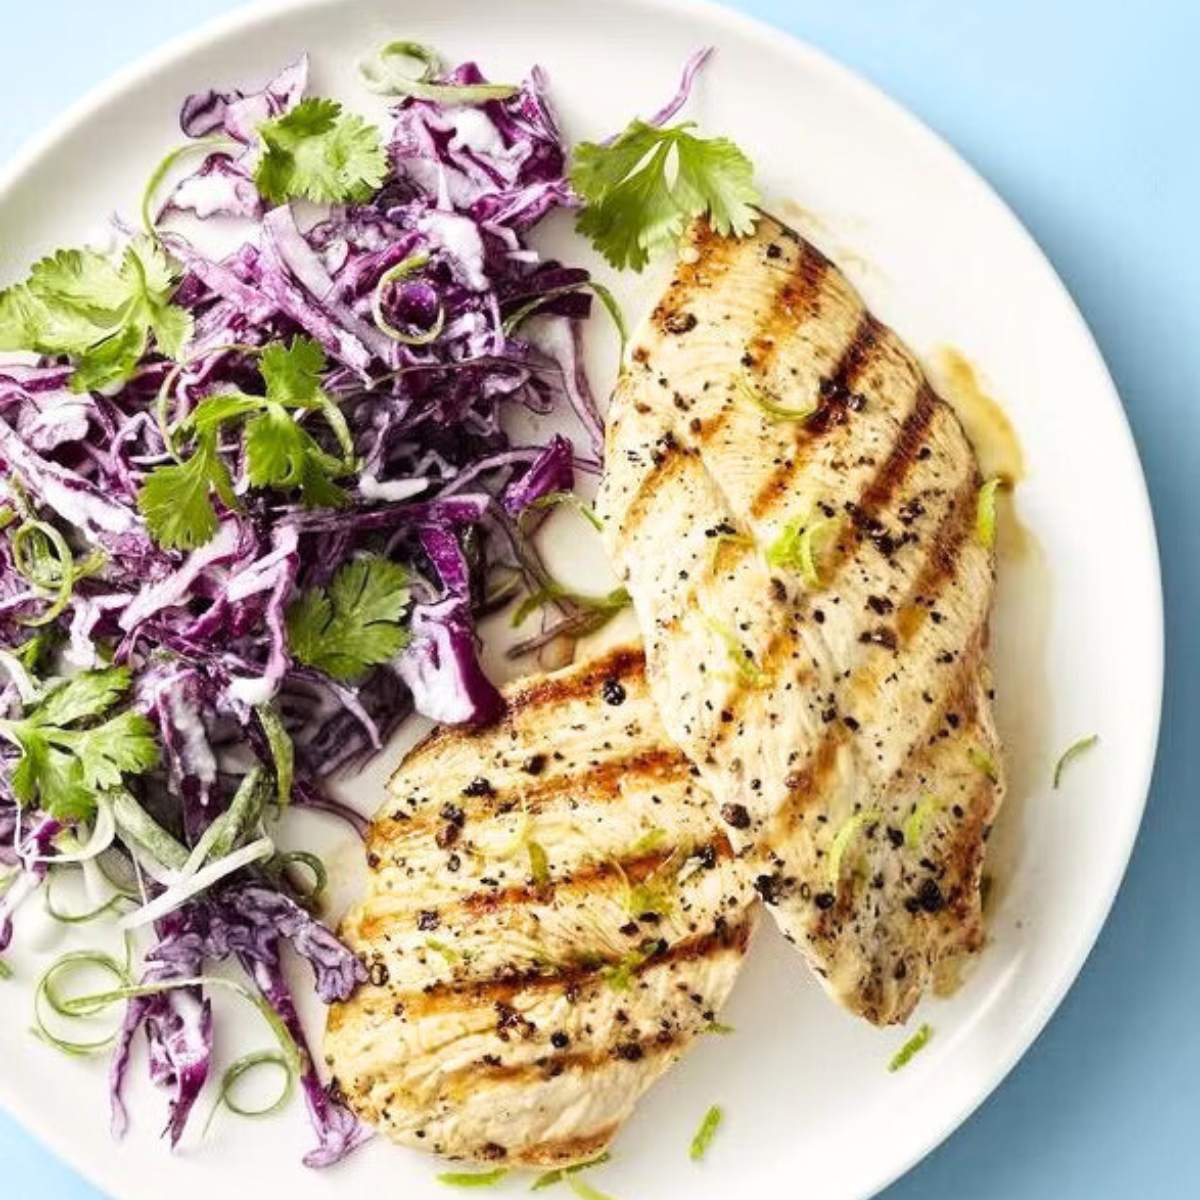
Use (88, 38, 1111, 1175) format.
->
(0, 1, 1163, 1198)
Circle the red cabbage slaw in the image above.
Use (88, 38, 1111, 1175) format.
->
(0, 47, 613, 1166)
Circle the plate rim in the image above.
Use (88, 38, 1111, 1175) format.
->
(0, 1, 1165, 1197)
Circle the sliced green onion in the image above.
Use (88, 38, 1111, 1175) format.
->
(141, 135, 235, 239)
(689, 1104, 723, 1161)
(524, 491, 604, 533)
(967, 746, 999, 783)
(567, 1178, 616, 1200)
(118, 836, 274, 931)
(503, 280, 628, 358)
(511, 583, 629, 629)
(33, 949, 131, 1056)
(888, 1022, 933, 1072)
(44, 869, 129, 924)
(360, 41, 518, 104)
(704, 617, 769, 689)
(531, 1153, 611, 1191)
(9, 519, 101, 628)
(527, 840, 551, 888)
(975, 476, 1005, 549)
(827, 808, 881, 887)
(735, 375, 815, 422)
(371, 253, 445, 345)
(48, 967, 301, 1080)
(766, 515, 839, 588)
(110, 788, 189, 872)
(902, 796, 941, 849)
(256, 703, 295, 806)
(702, 1021, 735, 1036)
(267, 851, 328, 903)
(436, 1168, 509, 1188)
(203, 767, 270, 862)
(207, 1050, 295, 1128)
(1053, 734, 1098, 789)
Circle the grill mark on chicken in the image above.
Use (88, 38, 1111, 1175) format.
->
(456, 837, 732, 919)
(520, 1125, 621, 1167)
(749, 313, 886, 519)
(463, 1031, 681, 1089)
(744, 238, 831, 372)
(369, 746, 694, 850)
(604, 436, 690, 549)
(393, 916, 755, 1018)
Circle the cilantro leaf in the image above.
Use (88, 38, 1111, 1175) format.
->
(136, 430, 234, 551)
(244, 403, 348, 508)
(0, 238, 192, 390)
(286, 556, 411, 681)
(570, 120, 760, 271)
(0, 666, 158, 820)
(255, 98, 388, 206)
(31, 665, 132, 727)
(260, 336, 326, 405)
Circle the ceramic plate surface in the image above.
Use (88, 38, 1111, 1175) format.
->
(0, 2, 1162, 1198)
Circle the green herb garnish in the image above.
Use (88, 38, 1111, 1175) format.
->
(286, 555, 412, 682)
(689, 1104, 723, 1161)
(968, 745, 999, 783)
(766, 515, 839, 588)
(0, 667, 158, 820)
(571, 121, 758, 271)
(827, 808, 881, 887)
(527, 840, 551, 888)
(976, 476, 1005, 549)
(735, 375, 815, 423)
(705, 617, 768, 688)
(1053, 734, 1099, 789)
(888, 1023, 933, 1072)
(902, 796, 941, 849)
(531, 1153, 611, 1191)
(0, 238, 191, 392)
(437, 1168, 510, 1188)
(255, 98, 388, 205)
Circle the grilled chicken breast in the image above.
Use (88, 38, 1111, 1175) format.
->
(596, 215, 1005, 1025)
(325, 645, 756, 1166)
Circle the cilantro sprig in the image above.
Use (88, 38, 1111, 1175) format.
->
(255, 98, 388, 206)
(0, 239, 192, 392)
(286, 555, 411, 681)
(0, 666, 158, 820)
(571, 120, 759, 271)
(137, 337, 354, 550)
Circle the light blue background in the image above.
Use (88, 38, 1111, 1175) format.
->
(2, 2, 1195, 1197)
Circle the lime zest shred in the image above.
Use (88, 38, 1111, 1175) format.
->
(888, 1022, 933, 1072)
(371, 253, 445, 345)
(689, 1103, 724, 1161)
(735, 375, 815, 422)
(630, 826, 667, 855)
(502, 280, 628, 359)
(360, 41, 519, 104)
(437, 1168, 510, 1188)
(567, 1178, 616, 1200)
(0, 960, 11, 980)
(1053, 734, 1099, 789)
(425, 938, 461, 964)
(702, 1021, 735, 1035)
(827, 808, 881, 887)
(704, 616, 769, 689)
(511, 583, 630, 630)
(975, 476, 1006, 549)
(967, 746, 999, 783)
(44, 870, 130, 924)
(766, 515, 840, 587)
(530, 1153, 611, 1191)
(32, 949, 132, 1056)
(600, 941, 659, 992)
(527, 840, 551, 888)
(902, 796, 941, 849)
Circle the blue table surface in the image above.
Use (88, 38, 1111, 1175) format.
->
(2, 1, 1196, 1196)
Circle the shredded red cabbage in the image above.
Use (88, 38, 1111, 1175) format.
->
(0, 42, 624, 1167)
